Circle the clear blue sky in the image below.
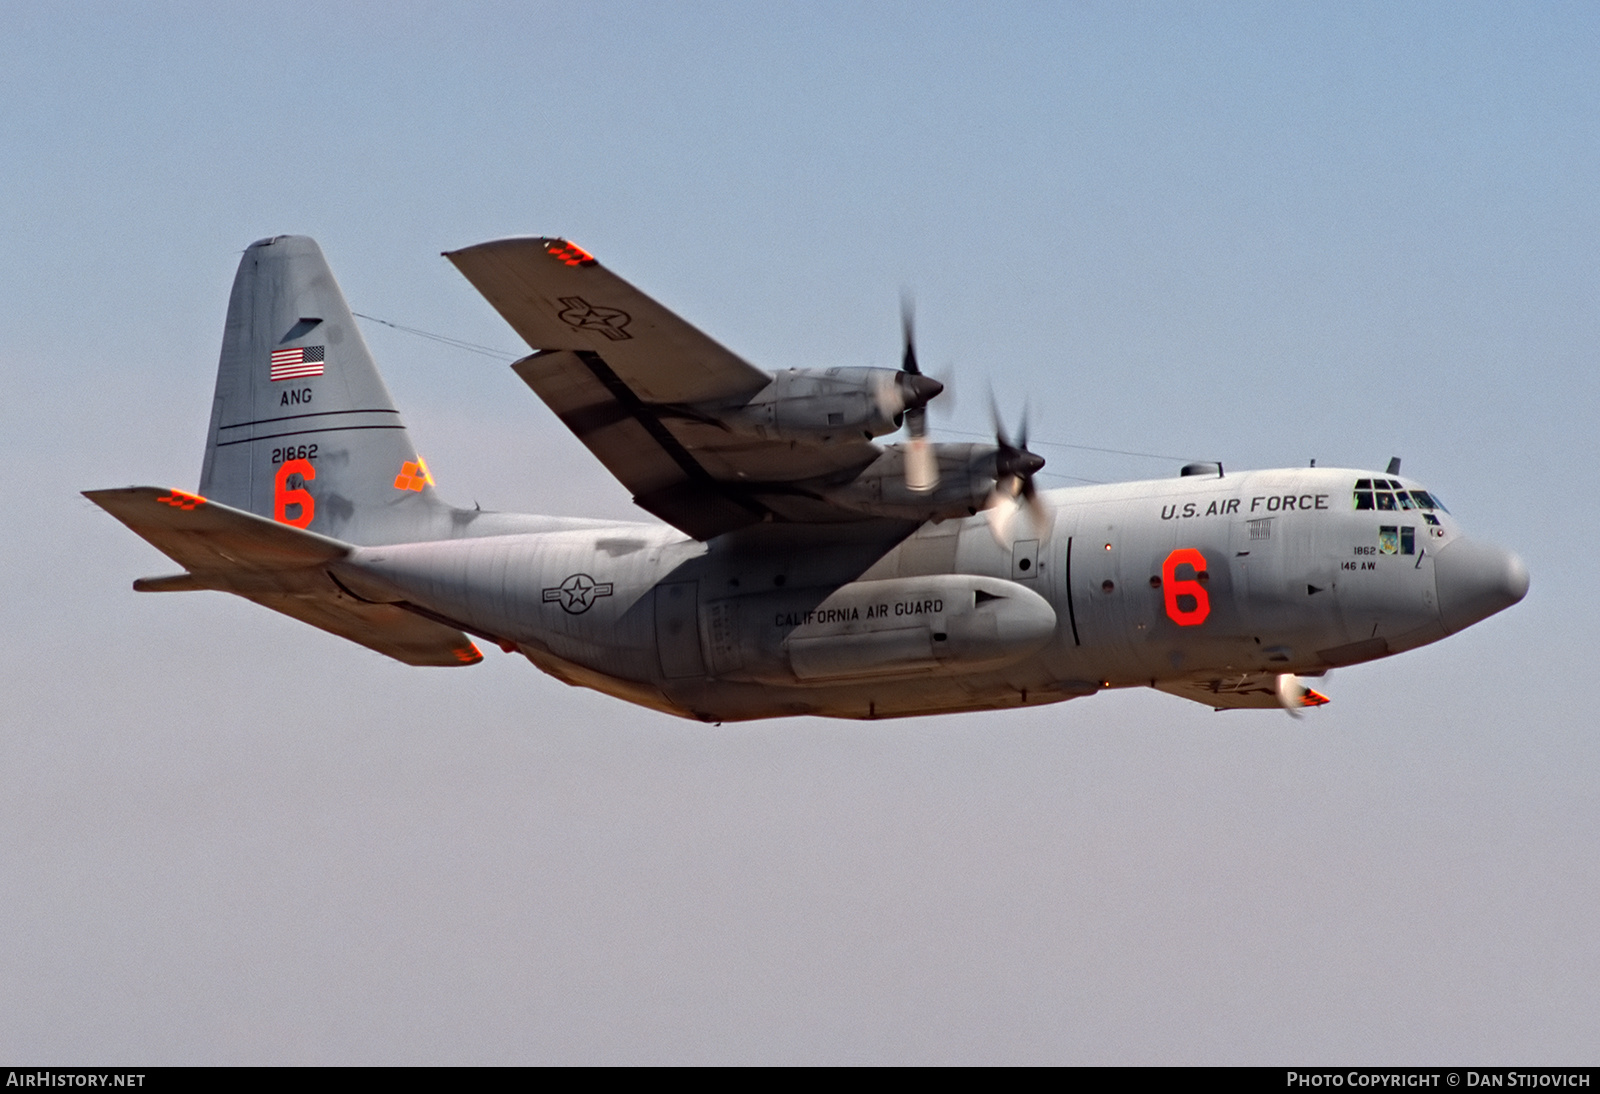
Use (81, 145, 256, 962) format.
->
(3, 1, 1596, 1063)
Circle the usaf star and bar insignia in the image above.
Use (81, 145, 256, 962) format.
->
(542, 573, 614, 614)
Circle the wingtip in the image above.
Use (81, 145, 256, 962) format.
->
(445, 236, 596, 267)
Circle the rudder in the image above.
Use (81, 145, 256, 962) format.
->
(198, 235, 447, 545)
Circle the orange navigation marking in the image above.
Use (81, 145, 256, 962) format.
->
(393, 456, 434, 492)
(1162, 547, 1211, 626)
(1300, 688, 1331, 708)
(546, 239, 597, 267)
(155, 489, 205, 510)
(453, 644, 483, 664)
(274, 459, 315, 528)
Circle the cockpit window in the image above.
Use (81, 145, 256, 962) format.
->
(1353, 480, 1449, 514)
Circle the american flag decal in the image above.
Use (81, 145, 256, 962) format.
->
(269, 345, 326, 381)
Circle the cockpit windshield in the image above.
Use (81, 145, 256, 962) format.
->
(1352, 479, 1448, 513)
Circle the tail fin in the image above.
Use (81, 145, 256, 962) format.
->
(198, 235, 449, 545)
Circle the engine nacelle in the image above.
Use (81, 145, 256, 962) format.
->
(701, 574, 1056, 685)
(716, 367, 938, 443)
(816, 442, 1000, 522)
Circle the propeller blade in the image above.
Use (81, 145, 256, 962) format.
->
(905, 435, 938, 493)
(984, 397, 1047, 543)
(896, 299, 942, 414)
(1275, 674, 1305, 719)
(900, 292, 920, 375)
(929, 363, 957, 418)
(874, 370, 906, 420)
(983, 468, 1021, 544)
(989, 388, 1011, 450)
(985, 490, 1019, 543)
(896, 293, 941, 492)
(1022, 477, 1053, 532)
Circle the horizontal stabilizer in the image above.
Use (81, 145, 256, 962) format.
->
(87, 486, 348, 577)
(133, 573, 208, 592)
(226, 591, 483, 667)
(85, 486, 481, 667)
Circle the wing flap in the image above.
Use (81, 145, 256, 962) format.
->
(511, 351, 768, 539)
(513, 350, 697, 499)
(86, 486, 481, 667)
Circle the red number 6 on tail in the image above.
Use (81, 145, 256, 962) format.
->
(274, 458, 316, 528)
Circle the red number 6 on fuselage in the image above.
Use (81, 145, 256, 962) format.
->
(1163, 547, 1209, 626)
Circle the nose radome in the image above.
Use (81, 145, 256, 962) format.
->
(1434, 536, 1529, 635)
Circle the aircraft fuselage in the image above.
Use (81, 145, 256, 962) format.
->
(339, 465, 1526, 721)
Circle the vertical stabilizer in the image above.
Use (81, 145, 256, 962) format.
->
(198, 236, 448, 545)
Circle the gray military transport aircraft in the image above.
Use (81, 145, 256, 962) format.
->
(87, 235, 1529, 721)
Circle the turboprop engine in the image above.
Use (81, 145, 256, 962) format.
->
(714, 366, 943, 443)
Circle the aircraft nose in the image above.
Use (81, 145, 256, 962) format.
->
(1433, 536, 1529, 634)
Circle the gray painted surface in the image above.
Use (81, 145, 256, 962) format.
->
(92, 240, 1526, 722)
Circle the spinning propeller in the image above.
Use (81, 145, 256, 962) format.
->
(883, 298, 1047, 540)
(888, 297, 943, 493)
(1275, 673, 1331, 718)
(984, 399, 1049, 543)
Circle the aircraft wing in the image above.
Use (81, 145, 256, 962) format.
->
(446, 238, 882, 539)
(443, 237, 770, 404)
(85, 487, 483, 667)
